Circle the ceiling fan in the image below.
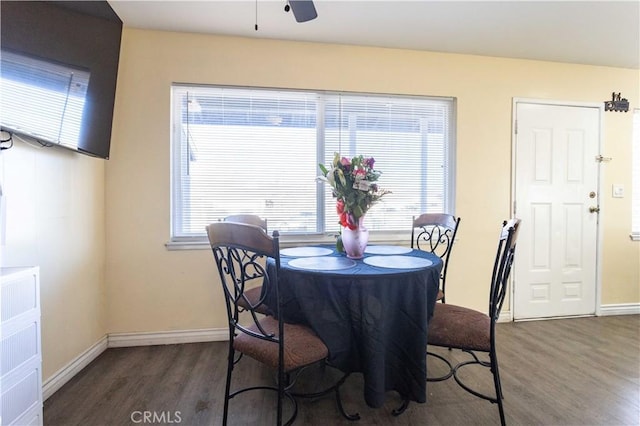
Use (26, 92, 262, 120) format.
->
(285, 0, 317, 23)
(255, 0, 317, 30)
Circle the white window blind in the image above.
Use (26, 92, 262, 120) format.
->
(632, 109, 640, 240)
(323, 94, 452, 231)
(0, 49, 90, 150)
(171, 85, 455, 241)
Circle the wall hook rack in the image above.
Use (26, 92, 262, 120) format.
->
(604, 92, 629, 112)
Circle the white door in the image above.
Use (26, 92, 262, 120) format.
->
(513, 101, 600, 320)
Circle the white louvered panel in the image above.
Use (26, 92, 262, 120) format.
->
(12, 406, 42, 426)
(1, 322, 38, 377)
(1, 368, 40, 425)
(1, 271, 38, 323)
(0, 267, 42, 426)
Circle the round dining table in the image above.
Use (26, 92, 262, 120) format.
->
(264, 244, 443, 409)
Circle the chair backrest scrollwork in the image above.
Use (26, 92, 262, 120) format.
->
(411, 213, 461, 302)
(206, 222, 280, 339)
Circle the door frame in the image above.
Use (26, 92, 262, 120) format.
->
(510, 97, 604, 321)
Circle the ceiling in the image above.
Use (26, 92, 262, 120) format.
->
(107, 0, 640, 69)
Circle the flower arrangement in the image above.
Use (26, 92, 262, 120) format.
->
(319, 152, 391, 230)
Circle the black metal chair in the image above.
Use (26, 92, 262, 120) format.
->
(206, 222, 357, 425)
(223, 214, 271, 315)
(412, 213, 461, 382)
(426, 218, 521, 426)
(411, 213, 461, 303)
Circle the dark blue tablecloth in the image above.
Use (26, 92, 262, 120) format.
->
(265, 245, 442, 408)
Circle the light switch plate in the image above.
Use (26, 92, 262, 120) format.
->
(612, 184, 624, 198)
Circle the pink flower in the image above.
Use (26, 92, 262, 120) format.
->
(340, 157, 351, 167)
(364, 157, 375, 168)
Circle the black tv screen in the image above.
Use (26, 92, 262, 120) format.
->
(0, 1, 122, 159)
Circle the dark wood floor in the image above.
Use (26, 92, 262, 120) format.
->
(44, 315, 640, 425)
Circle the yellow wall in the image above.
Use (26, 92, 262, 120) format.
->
(106, 28, 639, 334)
(2, 26, 636, 389)
(0, 141, 106, 380)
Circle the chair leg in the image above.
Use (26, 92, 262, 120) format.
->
(285, 367, 360, 421)
(449, 349, 507, 425)
(426, 350, 454, 382)
(391, 398, 409, 416)
(334, 374, 360, 421)
(491, 351, 506, 426)
(223, 344, 235, 426)
(493, 363, 504, 400)
(277, 367, 285, 426)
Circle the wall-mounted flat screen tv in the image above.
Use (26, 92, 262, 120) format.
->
(0, 1, 122, 160)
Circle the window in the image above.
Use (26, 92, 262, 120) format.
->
(632, 109, 640, 240)
(170, 85, 455, 243)
(0, 49, 90, 150)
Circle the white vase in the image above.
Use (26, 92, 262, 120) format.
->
(341, 216, 369, 259)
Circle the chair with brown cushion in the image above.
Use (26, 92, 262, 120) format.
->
(223, 214, 271, 315)
(412, 214, 461, 381)
(411, 213, 461, 303)
(206, 222, 357, 425)
(426, 218, 521, 426)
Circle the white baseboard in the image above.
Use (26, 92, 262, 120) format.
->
(599, 303, 640, 316)
(42, 335, 108, 401)
(42, 328, 228, 400)
(498, 311, 512, 322)
(505, 303, 640, 323)
(107, 328, 228, 348)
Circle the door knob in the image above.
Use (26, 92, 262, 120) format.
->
(589, 206, 600, 213)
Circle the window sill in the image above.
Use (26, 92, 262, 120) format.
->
(165, 240, 210, 250)
(631, 233, 640, 242)
(166, 231, 411, 251)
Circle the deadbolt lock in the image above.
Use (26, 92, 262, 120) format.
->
(589, 191, 596, 199)
(589, 206, 600, 213)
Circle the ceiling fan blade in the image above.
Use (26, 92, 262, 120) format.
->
(289, 0, 317, 23)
